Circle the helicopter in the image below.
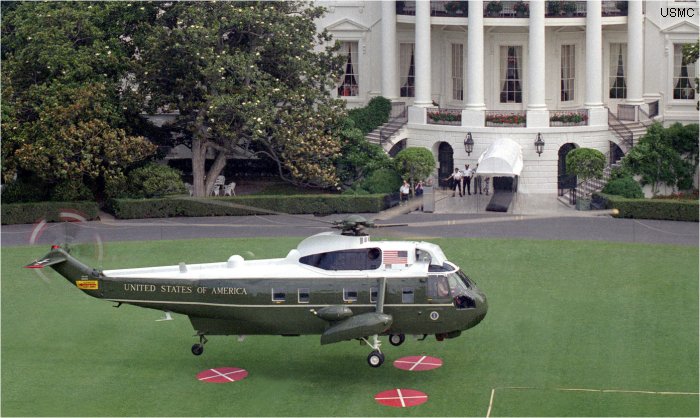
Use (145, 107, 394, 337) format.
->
(25, 215, 488, 367)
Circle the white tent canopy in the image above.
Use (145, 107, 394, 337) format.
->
(476, 138, 523, 177)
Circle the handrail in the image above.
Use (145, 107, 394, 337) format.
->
(607, 109, 634, 149)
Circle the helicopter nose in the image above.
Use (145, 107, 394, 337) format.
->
(471, 289, 488, 327)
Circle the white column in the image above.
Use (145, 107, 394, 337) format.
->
(585, 0, 607, 126)
(381, 1, 399, 100)
(526, 0, 549, 127)
(626, 0, 644, 106)
(414, 0, 432, 107)
(585, 0, 603, 108)
(463, 0, 485, 127)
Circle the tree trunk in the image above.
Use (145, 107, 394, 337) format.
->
(204, 150, 227, 195)
(192, 137, 207, 197)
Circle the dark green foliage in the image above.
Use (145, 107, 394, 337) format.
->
(602, 177, 644, 199)
(1, 177, 49, 203)
(393, 147, 436, 184)
(335, 117, 392, 188)
(1, 201, 99, 225)
(623, 123, 698, 194)
(360, 168, 402, 194)
(595, 192, 699, 222)
(125, 163, 186, 198)
(50, 180, 94, 202)
(566, 148, 606, 181)
(107, 195, 390, 219)
(347, 96, 391, 135)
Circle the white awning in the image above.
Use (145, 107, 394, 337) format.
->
(476, 138, 523, 177)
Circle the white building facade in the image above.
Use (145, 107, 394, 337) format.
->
(316, 0, 699, 193)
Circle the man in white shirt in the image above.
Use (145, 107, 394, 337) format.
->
(462, 164, 474, 196)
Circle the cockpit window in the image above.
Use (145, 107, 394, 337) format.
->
(300, 248, 382, 271)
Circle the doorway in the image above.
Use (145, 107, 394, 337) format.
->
(438, 142, 454, 188)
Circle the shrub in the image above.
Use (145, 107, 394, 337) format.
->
(602, 177, 644, 199)
(1, 201, 99, 225)
(1, 177, 50, 203)
(126, 163, 186, 198)
(361, 168, 402, 194)
(50, 180, 93, 202)
(595, 192, 699, 222)
(347, 96, 392, 135)
(107, 194, 390, 219)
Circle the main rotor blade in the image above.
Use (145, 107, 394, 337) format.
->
(173, 196, 336, 225)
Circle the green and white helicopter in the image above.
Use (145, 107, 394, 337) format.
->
(26, 214, 487, 367)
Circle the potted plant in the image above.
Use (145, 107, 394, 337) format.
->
(485, 1, 503, 17)
(513, 1, 529, 17)
(444, 1, 462, 16)
(566, 147, 606, 210)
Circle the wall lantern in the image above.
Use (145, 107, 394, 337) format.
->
(464, 132, 474, 156)
(534, 132, 545, 157)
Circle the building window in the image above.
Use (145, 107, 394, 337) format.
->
(400, 43, 415, 97)
(609, 43, 627, 99)
(451, 44, 464, 101)
(500, 46, 522, 103)
(337, 42, 359, 97)
(561, 45, 575, 102)
(673, 44, 696, 100)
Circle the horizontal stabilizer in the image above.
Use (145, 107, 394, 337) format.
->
(24, 249, 67, 269)
(320, 312, 393, 345)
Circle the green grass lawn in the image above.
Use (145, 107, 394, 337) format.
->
(2, 237, 698, 416)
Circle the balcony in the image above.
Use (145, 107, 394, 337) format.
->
(395, 1, 628, 18)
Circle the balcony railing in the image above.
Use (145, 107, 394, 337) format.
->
(485, 110, 527, 127)
(396, 1, 628, 18)
(427, 107, 462, 125)
(549, 109, 589, 127)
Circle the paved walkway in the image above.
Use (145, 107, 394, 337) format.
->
(431, 189, 572, 216)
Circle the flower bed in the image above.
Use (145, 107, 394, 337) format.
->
(550, 111, 589, 126)
(427, 109, 462, 125)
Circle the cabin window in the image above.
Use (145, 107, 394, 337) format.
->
(298, 288, 310, 304)
(402, 287, 414, 304)
(299, 248, 382, 271)
(427, 275, 450, 299)
(343, 288, 358, 303)
(370, 287, 378, 303)
(272, 288, 286, 303)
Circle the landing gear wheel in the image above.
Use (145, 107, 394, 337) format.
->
(367, 350, 385, 368)
(389, 333, 405, 346)
(191, 343, 204, 356)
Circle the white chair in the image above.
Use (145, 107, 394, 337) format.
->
(211, 175, 225, 196)
(184, 183, 193, 196)
(223, 182, 236, 196)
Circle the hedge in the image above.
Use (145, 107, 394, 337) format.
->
(107, 194, 393, 219)
(594, 192, 699, 222)
(1, 201, 100, 225)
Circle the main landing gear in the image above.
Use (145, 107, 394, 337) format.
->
(363, 335, 386, 367)
(191, 334, 208, 356)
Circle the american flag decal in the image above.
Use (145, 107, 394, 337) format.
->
(384, 250, 408, 265)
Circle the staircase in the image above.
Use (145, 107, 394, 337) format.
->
(365, 102, 407, 151)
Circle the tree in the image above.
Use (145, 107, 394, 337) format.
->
(335, 118, 392, 189)
(682, 41, 699, 110)
(136, 1, 346, 196)
(393, 148, 436, 195)
(566, 147, 605, 193)
(623, 123, 698, 194)
(1, 2, 157, 197)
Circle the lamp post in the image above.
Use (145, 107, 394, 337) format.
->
(534, 132, 544, 157)
(464, 132, 474, 156)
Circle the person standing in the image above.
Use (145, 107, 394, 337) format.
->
(399, 180, 410, 205)
(443, 168, 463, 197)
(474, 164, 483, 194)
(463, 164, 474, 196)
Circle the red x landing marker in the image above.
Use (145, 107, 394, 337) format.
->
(374, 388, 428, 408)
(393, 355, 443, 371)
(196, 367, 248, 383)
